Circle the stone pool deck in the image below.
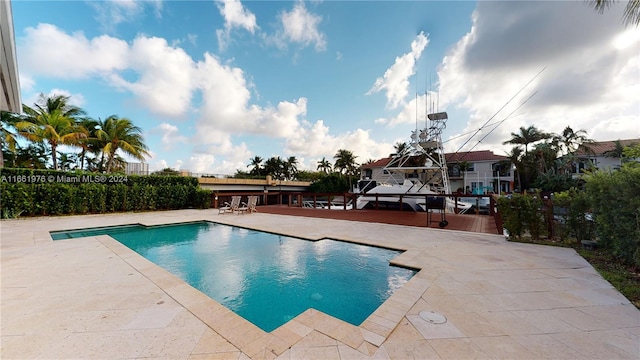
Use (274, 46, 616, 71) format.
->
(1, 209, 639, 359)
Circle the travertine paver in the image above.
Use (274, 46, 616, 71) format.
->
(1, 209, 639, 359)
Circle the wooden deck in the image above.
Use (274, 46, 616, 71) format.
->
(258, 205, 499, 234)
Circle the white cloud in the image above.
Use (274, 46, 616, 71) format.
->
(284, 120, 394, 165)
(19, 24, 129, 79)
(367, 32, 429, 109)
(215, 0, 259, 50)
(153, 123, 189, 150)
(90, 0, 163, 33)
(336, 51, 343, 61)
(108, 36, 196, 118)
(273, 1, 326, 51)
(437, 1, 640, 154)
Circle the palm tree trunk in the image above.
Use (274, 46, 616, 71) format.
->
(51, 143, 58, 170)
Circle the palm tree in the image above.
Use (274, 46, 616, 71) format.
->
(554, 126, 592, 156)
(1, 110, 22, 168)
(456, 161, 472, 191)
(316, 157, 332, 174)
(76, 117, 100, 170)
(505, 146, 524, 192)
(591, 0, 640, 26)
(18, 94, 87, 170)
(95, 115, 149, 172)
(249, 156, 263, 176)
(333, 149, 358, 176)
(285, 156, 298, 180)
(264, 156, 285, 179)
(502, 125, 551, 155)
(394, 142, 409, 156)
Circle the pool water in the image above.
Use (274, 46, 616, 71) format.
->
(51, 221, 416, 332)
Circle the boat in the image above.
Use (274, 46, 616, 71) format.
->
(355, 110, 472, 222)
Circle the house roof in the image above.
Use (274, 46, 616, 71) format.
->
(445, 150, 508, 163)
(361, 157, 392, 168)
(575, 139, 640, 156)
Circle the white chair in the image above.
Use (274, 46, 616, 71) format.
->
(218, 196, 241, 214)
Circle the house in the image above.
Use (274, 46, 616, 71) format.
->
(572, 139, 640, 173)
(446, 151, 513, 194)
(360, 150, 514, 194)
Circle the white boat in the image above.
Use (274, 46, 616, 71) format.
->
(356, 179, 472, 214)
(356, 110, 472, 220)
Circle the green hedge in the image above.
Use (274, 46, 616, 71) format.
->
(0, 168, 212, 217)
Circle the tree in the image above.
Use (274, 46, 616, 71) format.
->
(502, 125, 551, 155)
(76, 117, 100, 170)
(18, 94, 86, 170)
(505, 146, 524, 192)
(1, 111, 21, 168)
(316, 157, 332, 174)
(284, 156, 298, 180)
(456, 161, 473, 192)
(152, 167, 181, 176)
(264, 156, 285, 179)
(333, 149, 358, 176)
(249, 156, 263, 176)
(394, 142, 409, 156)
(95, 115, 149, 172)
(591, 0, 640, 26)
(554, 126, 592, 156)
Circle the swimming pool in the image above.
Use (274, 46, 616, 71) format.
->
(51, 221, 416, 332)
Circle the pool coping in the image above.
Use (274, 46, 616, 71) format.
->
(88, 223, 430, 358)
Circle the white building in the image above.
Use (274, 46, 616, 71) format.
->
(125, 162, 149, 176)
(1, 0, 21, 113)
(573, 139, 640, 173)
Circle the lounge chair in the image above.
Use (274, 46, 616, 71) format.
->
(237, 195, 258, 214)
(219, 196, 241, 214)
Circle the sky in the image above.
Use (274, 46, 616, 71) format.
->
(10, 0, 640, 175)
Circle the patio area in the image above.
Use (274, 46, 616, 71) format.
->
(2, 209, 639, 359)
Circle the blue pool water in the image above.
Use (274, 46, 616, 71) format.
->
(51, 221, 416, 332)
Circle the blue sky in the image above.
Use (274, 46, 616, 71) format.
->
(11, 0, 640, 174)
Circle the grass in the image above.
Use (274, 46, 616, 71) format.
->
(508, 236, 640, 309)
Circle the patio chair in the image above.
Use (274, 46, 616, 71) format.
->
(237, 195, 258, 214)
(219, 196, 241, 214)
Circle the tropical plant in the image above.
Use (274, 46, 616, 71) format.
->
(394, 142, 409, 156)
(76, 117, 100, 170)
(18, 94, 87, 170)
(264, 156, 285, 179)
(553, 126, 592, 156)
(505, 146, 524, 191)
(249, 156, 263, 176)
(333, 149, 358, 176)
(95, 115, 149, 172)
(502, 125, 551, 155)
(456, 160, 472, 191)
(590, 0, 640, 26)
(284, 156, 298, 180)
(152, 167, 181, 176)
(1, 110, 23, 168)
(316, 157, 332, 174)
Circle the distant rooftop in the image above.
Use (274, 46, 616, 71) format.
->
(575, 139, 640, 156)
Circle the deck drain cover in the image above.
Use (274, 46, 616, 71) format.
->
(419, 311, 447, 324)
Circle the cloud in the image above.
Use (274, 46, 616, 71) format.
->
(90, 0, 163, 33)
(272, 1, 327, 51)
(19, 24, 129, 79)
(108, 36, 196, 118)
(336, 51, 343, 61)
(437, 1, 640, 154)
(152, 123, 189, 150)
(284, 120, 394, 164)
(215, 0, 259, 50)
(367, 32, 429, 109)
